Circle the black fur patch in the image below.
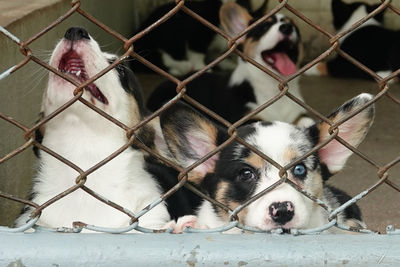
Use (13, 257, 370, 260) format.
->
(320, 163, 333, 181)
(148, 72, 256, 124)
(307, 124, 320, 147)
(33, 128, 43, 157)
(332, 0, 384, 30)
(247, 16, 277, 41)
(108, 58, 147, 116)
(328, 1, 398, 80)
(144, 157, 202, 221)
(130, 0, 222, 73)
(325, 184, 362, 221)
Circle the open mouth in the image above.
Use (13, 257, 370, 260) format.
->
(261, 40, 297, 76)
(58, 50, 108, 104)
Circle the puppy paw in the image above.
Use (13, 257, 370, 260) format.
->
(162, 220, 178, 232)
(174, 215, 198, 233)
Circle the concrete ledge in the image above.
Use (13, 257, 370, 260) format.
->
(1, 233, 400, 266)
(0, 0, 61, 27)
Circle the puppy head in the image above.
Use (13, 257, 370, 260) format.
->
(160, 94, 374, 231)
(220, 2, 301, 76)
(43, 27, 144, 127)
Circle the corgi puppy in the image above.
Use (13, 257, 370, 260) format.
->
(131, 0, 268, 76)
(15, 27, 171, 231)
(147, 2, 313, 127)
(158, 93, 374, 233)
(307, 0, 400, 80)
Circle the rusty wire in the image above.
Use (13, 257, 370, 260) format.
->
(0, 0, 399, 234)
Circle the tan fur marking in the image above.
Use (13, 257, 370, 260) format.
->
(198, 118, 217, 143)
(215, 181, 248, 224)
(345, 219, 366, 230)
(243, 38, 258, 58)
(162, 123, 182, 158)
(188, 171, 205, 185)
(215, 181, 229, 204)
(317, 120, 332, 139)
(127, 94, 141, 127)
(308, 172, 323, 198)
(283, 147, 297, 163)
(245, 152, 265, 169)
(317, 62, 328, 76)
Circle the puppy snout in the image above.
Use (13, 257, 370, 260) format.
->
(269, 201, 294, 225)
(64, 27, 90, 41)
(279, 23, 293, 35)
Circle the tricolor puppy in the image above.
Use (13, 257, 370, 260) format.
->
(148, 2, 312, 126)
(307, 0, 400, 79)
(159, 93, 374, 233)
(15, 27, 170, 230)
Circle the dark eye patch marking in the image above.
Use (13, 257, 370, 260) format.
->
(247, 15, 277, 41)
(221, 163, 260, 203)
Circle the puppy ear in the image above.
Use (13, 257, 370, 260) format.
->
(159, 102, 222, 184)
(313, 93, 375, 175)
(220, 2, 252, 42)
(331, 0, 349, 30)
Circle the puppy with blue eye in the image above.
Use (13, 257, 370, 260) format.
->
(157, 93, 375, 233)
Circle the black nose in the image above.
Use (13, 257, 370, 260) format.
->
(269, 201, 294, 225)
(279, 23, 293, 35)
(64, 27, 90, 41)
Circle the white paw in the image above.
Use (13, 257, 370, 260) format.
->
(174, 215, 198, 233)
(162, 220, 178, 232)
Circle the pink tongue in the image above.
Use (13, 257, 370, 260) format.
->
(269, 52, 297, 76)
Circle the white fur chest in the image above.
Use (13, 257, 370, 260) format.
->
(25, 112, 170, 230)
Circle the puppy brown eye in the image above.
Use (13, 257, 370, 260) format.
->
(239, 169, 257, 181)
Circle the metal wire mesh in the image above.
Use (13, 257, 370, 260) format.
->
(0, 0, 399, 234)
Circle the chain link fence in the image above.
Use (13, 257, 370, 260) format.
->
(0, 0, 399, 235)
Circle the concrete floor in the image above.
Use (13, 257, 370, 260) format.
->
(137, 74, 400, 234)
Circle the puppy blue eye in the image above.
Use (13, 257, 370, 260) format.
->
(293, 163, 307, 178)
(239, 169, 256, 181)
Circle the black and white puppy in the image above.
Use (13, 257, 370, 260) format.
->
(15, 27, 171, 231)
(131, 0, 268, 76)
(307, 0, 400, 79)
(148, 2, 313, 126)
(158, 93, 374, 233)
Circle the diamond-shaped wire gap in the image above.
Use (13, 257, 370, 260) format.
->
(0, 115, 35, 227)
(22, 2, 80, 47)
(0, 190, 39, 228)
